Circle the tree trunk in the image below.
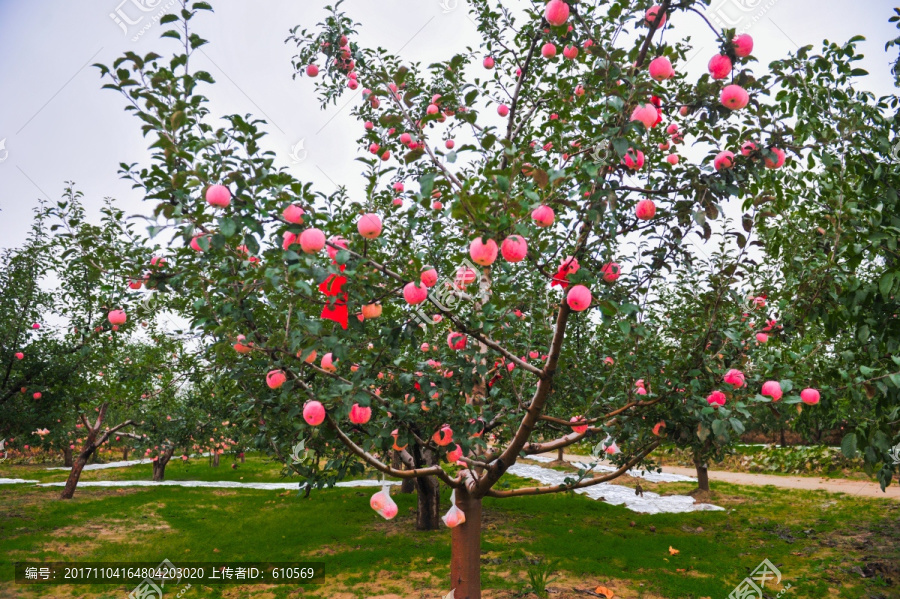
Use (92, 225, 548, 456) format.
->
(450, 487, 482, 598)
(240, 452, 245, 463)
(557, 447, 564, 462)
(60, 446, 94, 499)
(779, 426, 787, 448)
(63, 446, 73, 467)
(693, 450, 710, 493)
(152, 447, 175, 482)
(393, 451, 415, 494)
(212, 453, 220, 467)
(415, 475, 441, 531)
(122, 447, 129, 461)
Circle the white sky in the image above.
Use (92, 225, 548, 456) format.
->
(0, 0, 897, 251)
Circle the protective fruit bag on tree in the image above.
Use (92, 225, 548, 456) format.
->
(442, 490, 466, 528)
(370, 484, 398, 520)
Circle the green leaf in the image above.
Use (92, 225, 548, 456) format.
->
(219, 217, 237, 238)
(729, 418, 745, 435)
(618, 321, 631, 336)
(841, 433, 858, 458)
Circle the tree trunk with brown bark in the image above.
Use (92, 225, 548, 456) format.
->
(63, 446, 73, 467)
(450, 487, 482, 599)
(212, 453, 220, 467)
(693, 449, 710, 493)
(122, 446, 129, 461)
(152, 447, 175, 481)
(411, 446, 441, 530)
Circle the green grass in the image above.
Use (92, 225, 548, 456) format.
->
(1, 459, 898, 598)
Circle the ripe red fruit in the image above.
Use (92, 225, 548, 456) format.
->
(15, 352, 24, 360)
(714, 150, 735, 171)
(601, 262, 621, 282)
(283, 204, 305, 224)
(720, 84, 750, 110)
(708, 54, 732, 80)
(544, 0, 570, 26)
(531, 205, 555, 227)
(433, 425, 453, 446)
(447, 332, 467, 350)
(706, 390, 726, 408)
(563, 45, 578, 60)
(445, 139, 455, 149)
(362, 303, 382, 319)
(541, 42, 557, 58)
(645, 5, 667, 28)
(206, 184, 231, 208)
(497, 104, 510, 117)
(303, 401, 326, 426)
(648, 56, 674, 81)
(800, 388, 820, 405)
(108, 310, 127, 325)
(500, 235, 528, 262)
(483, 56, 495, 69)
(349, 403, 372, 425)
(570, 416, 588, 434)
(566, 285, 592, 311)
(420, 268, 438, 288)
(306, 64, 319, 77)
(635, 199, 656, 220)
(622, 149, 645, 170)
(764, 147, 786, 169)
(321, 353, 337, 372)
(299, 228, 326, 253)
(469, 237, 499, 266)
(266, 370, 286, 389)
(761, 380, 783, 401)
(403, 282, 428, 305)
(357, 213, 383, 239)
(733, 33, 754, 57)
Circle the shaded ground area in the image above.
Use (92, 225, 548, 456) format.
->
(1, 464, 898, 599)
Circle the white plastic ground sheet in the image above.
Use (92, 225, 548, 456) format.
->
(528, 454, 697, 484)
(0, 478, 39, 484)
(507, 462, 724, 514)
(46, 452, 213, 471)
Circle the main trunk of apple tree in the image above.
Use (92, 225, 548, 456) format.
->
(411, 446, 441, 530)
(693, 450, 710, 493)
(450, 487, 482, 598)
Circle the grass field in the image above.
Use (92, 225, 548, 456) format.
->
(1, 455, 898, 598)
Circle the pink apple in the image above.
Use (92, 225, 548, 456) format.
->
(667, 154, 679, 165)
(531, 205, 555, 227)
(445, 139, 455, 149)
(497, 104, 510, 117)
(432, 201, 444, 210)
(326, 235, 348, 260)
(500, 235, 528, 262)
(364, 121, 374, 130)
(566, 285, 592, 311)
(403, 282, 428, 305)
(266, 370, 286, 389)
(714, 150, 735, 170)
(282, 231, 298, 251)
(32, 323, 40, 329)
(741, 141, 758, 156)
(321, 353, 337, 373)
(630, 103, 658, 129)
(679, 105, 691, 116)
(483, 56, 495, 69)
(563, 45, 578, 60)
(666, 123, 679, 135)
(108, 310, 127, 325)
(761, 380, 783, 401)
(447, 332, 467, 350)
(206, 184, 231, 208)
(544, 0, 570, 26)
(541, 42, 557, 58)
(469, 237, 499, 266)
(362, 303, 382, 319)
(283, 204, 305, 224)
(601, 262, 621, 282)
(447, 444, 463, 462)
(420, 268, 438, 288)
(433, 425, 453, 446)
(306, 64, 319, 77)
(303, 401, 326, 426)
(349, 403, 372, 424)
(723, 369, 745, 387)
(570, 416, 588, 435)
(15, 352, 23, 360)
(800, 388, 820, 405)
(720, 84, 750, 110)
(756, 333, 768, 343)
(190, 236, 205, 252)
(764, 147, 786, 169)
(635, 199, 656, 220)
(622, 149, 645, 170)
(708, 54, 732, 79)
(648, 56, 674, 81)
(357, 213, 383, 239)
(706, 390, 726, 408)
(299, 228, 326, 253)
(733, 33, 754, 57)
(645, 5, 667, 28)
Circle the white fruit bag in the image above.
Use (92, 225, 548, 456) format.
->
(442, 490, 466, 528)
(370, 484, 398, 520)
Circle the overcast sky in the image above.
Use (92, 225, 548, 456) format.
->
(0, 0, 897, 251)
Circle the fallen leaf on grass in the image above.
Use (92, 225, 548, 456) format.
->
(668, 546, 679, 555)
(594, 585, 614, 598)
